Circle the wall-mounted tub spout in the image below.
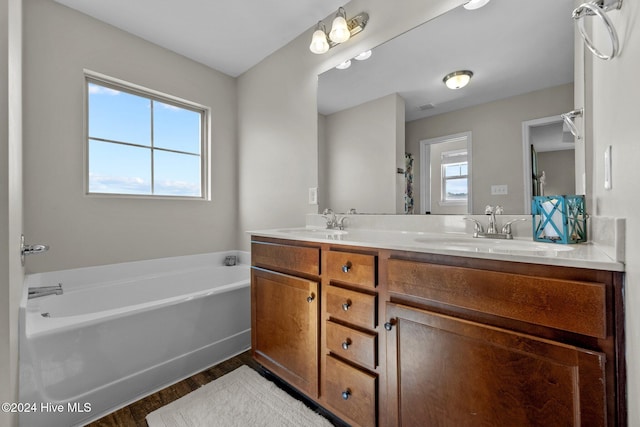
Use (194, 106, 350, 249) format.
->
(21, 234, 49, 266)
(28, 283, 63, 299)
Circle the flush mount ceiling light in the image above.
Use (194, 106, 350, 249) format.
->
(309, 8, 369, 54)
(335, 59, 352, 70)
(463, 0, 491, 10)
(443, 70, 474, 89)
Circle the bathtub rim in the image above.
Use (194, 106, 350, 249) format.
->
(20, 250, 250, 338)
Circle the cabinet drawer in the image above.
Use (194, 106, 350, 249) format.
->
(325, 356, 376, 427)
(326, 251, 377, 289)
(387, 259, 607, 338)
(326, 321, 377, 370)
(252, 241, 320, 276)
(326, 286, 377, 329)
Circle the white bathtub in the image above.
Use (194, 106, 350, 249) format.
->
(19, 251, 251, 427)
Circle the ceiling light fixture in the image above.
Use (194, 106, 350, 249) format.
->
(463, 0, 491, 10)
(443, 70, 474, 89)
(309, 8, 369, 54)
(335, 59, 352, 70)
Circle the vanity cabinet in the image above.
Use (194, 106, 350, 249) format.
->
(250, 236, 625, 427)
(384, 255, 624, 427)
(251, 240, 321, 398)
(321, 249, 381, 427)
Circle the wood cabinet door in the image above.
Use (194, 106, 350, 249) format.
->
(385, 302, 607, 427)
(251, 267, 319, 397)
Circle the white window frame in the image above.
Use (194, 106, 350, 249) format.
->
(440, 148, 468, 205)
(419, 131, 473, 214)
(84, 70, 211, 200)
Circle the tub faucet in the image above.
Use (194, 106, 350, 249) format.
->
(28, 283, 63, 299)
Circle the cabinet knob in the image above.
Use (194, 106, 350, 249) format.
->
(341, 262, 352, 273)
(342, 338, 351, 350)
(341, 389, 351, 400)
(384, 322, 394, 331)
(342, 300, 351, 311)
(306, 294, 315, 303)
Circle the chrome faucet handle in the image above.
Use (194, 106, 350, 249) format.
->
(501, 218, 528, 236)
(495, 205, 504, 215)
(463, 217, 484, 236)
(484, 205, 494, 214)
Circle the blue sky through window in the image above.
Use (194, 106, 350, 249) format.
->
(87, 81, 203, 197)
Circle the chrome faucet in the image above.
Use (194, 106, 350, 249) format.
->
(464, 206, 527, 240)
(485, 205, 503, 234)
(28, 283, 63, 299)
(322, 208, 349, 230)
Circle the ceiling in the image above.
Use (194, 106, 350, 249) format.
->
(318, 0, 575, 122)
(53, 0, 575, 121)
(53, 0, 347, 77)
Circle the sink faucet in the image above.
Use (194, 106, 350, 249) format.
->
(485, 205, 503, 234)
(322, 208, 349, 230)
(464, 206, 527, 240)
(28, 283, 63, 299)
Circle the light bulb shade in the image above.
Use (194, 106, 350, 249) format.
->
(329, 8, 351, 43)
(335, 59, 351, 70)
(354, 50, 372, 61)
(443, 70, 473, 89)
(463, 0, 490, 10)
(309, 28, 329, 54)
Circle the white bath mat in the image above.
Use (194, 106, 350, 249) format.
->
(146, 365, 332, 427)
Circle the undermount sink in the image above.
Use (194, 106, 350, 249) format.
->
(414, 236, 574, 254)
(277, 228, 348, 237)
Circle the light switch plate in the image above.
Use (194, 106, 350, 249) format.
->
(604, 146, 612, 190)
(308, 187, 318, 205)
(491, 184, 508, 195)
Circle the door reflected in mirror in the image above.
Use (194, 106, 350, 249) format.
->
(317, 0, 578, 215)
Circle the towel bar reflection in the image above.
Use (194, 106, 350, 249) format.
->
(573, 0, 622, 60)
(561, 108, 584, 141)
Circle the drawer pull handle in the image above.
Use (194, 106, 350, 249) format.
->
(341, 262, 352, 273)
(384, 322, 394, 331)
(342, 300, 352, 311)
(342, 338, 352, 350)
(341, 389, 351, 400)
(306, 294, 315, 303)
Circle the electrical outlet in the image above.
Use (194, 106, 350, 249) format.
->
(308, 187, 318, 205)
(491, 184, 508, 195)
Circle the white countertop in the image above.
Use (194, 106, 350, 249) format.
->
(249, 227, 624, 272)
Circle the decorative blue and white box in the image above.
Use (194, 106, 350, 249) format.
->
(532, 195, 587, 244)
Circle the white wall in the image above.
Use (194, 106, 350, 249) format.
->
(237, 0, 462, 249)
(0, 0, 23, 425)
(536, 150, 575, 196)
(406, 84, 573, 214)
(23, 0, 238, 272)
(321, 93, 404, 213)
(589, 3, 640, 425)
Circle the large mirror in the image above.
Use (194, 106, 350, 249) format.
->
(317, 0, 577, 214)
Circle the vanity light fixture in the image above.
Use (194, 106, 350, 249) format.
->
(309, 21, 330, 54)
(329, 7, 351, 43)
(309, 8, 369, 54)
(335, 59, 352, 70)
(443, 70, 474, 89)
(463, 0, 491, 10)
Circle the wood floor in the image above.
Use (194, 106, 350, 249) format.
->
(86, 351, 344, 427)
